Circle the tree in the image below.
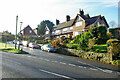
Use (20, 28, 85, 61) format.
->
(109, 21, 116, 28)
(37, 20, 54, 36)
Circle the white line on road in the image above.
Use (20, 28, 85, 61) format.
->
(77, 61, 86, 64)
(102, 70, 113, 73)
(79, 66, 86, 68)
(59, 62, 66, 65)
(39, 69, 72, 79)
(90, 68, 98, 71)
(51, 61, 58, 63)
(68, 64, 76, 67)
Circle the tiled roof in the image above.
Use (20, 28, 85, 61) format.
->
(53, 19, 74, 30)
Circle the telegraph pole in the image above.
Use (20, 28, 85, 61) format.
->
(18, 22, 23, 50)
(15, 15, 18, 49)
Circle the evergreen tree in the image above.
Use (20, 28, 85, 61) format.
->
(37, 20, 54, 36)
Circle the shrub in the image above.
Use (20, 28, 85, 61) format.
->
(106, 39, 118, 47)
(50, 38, 66, 48)
(66, 44, 78, 49)
(95, 49, 100, 53)
(88, 38, 96, 49)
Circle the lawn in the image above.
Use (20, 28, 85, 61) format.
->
(92, 44, 107, 53)
(0, 43, 28, 54)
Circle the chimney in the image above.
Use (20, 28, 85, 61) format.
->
(79, 9, 84, 15)
(66, 15, 70, 22)
(56, 19, 60, 25)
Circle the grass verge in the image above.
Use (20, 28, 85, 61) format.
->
(0, 43, 28, 54)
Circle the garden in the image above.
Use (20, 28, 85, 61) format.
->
(49, 25, 120, 65)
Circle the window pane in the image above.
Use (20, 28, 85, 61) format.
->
(75, 22, 82, 27)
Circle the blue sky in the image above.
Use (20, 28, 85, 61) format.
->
(0, 0, 119, 34)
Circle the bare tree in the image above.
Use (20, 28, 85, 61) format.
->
(109, 21, 116, 28)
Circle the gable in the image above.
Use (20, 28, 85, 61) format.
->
(72, 14, 85, 25)
(23, 25, 38, 36)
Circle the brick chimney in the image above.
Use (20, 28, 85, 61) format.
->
(79, 9, 84, 15)
(56, 19, 60, 25)
(66, 15, 70, 22)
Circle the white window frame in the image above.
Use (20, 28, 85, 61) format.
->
(70, 27, 73, 30)
(75, 31, 82, 36)
(29, 30, 32, 33)
(63, 28, 68, 32)
(75, 21, 82, 27)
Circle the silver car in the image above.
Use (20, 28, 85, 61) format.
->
(41, 45, 56, 52)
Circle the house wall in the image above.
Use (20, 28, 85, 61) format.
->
(73, 20, 85, 37)
(23, 26, 37, 37)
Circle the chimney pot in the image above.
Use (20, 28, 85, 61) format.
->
(56, 19, 60, 25)
(66, 15, 70, 22)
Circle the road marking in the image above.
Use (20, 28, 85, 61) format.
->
(78, 66, 84, 68)
(102, 70, 113, 73)
(77, 61, 86, 64)
(59, 62, 66, 65)
(90, 68, 98, 71)
(68, 64, 76, 67)
(39, 69, 72, 79)
(51, 61, 58, 63)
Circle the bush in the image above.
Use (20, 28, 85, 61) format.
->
(106, 39, 118, 47)
(95, 49, 100, 53)
(88, 38, 96, 49)
(66, 44, 78, 49)
(91, 44, 107, 53)
(50, 38, 66, 48)
(112, 60, 120, 65)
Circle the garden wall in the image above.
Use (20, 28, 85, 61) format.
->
(58, 48, 111, 64)
(57, 40, 120, 65)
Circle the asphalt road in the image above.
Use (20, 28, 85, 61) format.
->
(1, 42, 120, 79)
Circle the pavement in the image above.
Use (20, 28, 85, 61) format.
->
(0, 42, 120, 79)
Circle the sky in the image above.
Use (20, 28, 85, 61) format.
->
(0, 0, 119, 34)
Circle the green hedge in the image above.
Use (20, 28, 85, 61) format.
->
(66, 44, 78, 49)
(91, 44, 107, 53)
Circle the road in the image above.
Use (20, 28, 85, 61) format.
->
(1, 42, 120, 79)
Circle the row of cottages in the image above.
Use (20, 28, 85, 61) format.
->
(20, 25, 38, 38)
(44, 9, 109, 39)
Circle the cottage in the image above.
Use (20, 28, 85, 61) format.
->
(50, 9, 109, 39)
(21, 25, 38, 37)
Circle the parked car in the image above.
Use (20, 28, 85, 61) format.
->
(41, 45, 56, 52)
(17, 41, 23, 45)
(29, 43, 40, 48)
(22, 41, 29, 47)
